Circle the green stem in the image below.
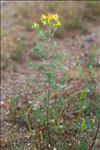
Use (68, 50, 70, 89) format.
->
(46, 85, 53, 150)
(23, 108, 37, 149)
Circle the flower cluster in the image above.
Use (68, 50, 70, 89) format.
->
(41, 14, 61, 27)
(32, 22, 39, 29)
(32, 13, 61, 29)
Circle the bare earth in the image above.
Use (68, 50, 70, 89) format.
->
(1, 1, 100, 150)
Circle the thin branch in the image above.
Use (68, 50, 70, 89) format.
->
(46, 85, 53, 150)
(89, 119, 100, 150)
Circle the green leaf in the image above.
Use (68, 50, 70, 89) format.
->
(42, 95, 49, 108)
(55, 53, 64, 66)
(9, 97, 15, 113)
(80, 88, 89, 105)
(77, 140, 87, 150)
(88, 64, 96, 78)
(34, 108, 43, 121)
(96, 108, 100, 119)
(33, 44, 48, 58)
(38, 30, 47, 41)
(29, 61, 39, 70)
(39, 130, 44, 140)
(96, 96, 100, 118)
(11, 144, 23, 150)
(47, 71, 55, 80)
(81, 119, 87, 132)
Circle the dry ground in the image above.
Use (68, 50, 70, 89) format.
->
(1, 1, 100, 150)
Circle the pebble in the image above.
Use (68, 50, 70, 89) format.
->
(84, 37, 95, 43)
(27, 143, 31, 146)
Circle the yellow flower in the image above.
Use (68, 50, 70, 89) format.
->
(47, 14, 59, 24)
(40, 13, 61, 27)
(32, 23, 39, 29)
(41, 15, 47, 25)
(41, 15, 47, 20)
(48, 14, 61, 27)
(52, 14, 59, 21)
(53, 21, 61, 27)
(47, 13, 53, 24)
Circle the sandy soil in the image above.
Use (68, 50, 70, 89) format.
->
(1, 1, 100, 150)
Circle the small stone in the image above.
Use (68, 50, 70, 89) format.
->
(27, 143, 31, 146)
